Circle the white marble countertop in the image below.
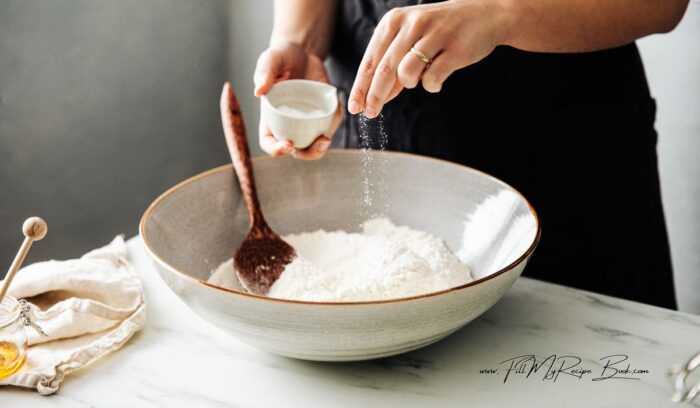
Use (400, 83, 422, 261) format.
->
(4, 237, 700, 407)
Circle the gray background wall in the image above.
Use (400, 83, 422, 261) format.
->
(637, 2, 700, 313)
(0, 0, 230, 266)
(1, 1, 698, 313)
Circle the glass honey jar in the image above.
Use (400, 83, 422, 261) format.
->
(0, 296, 28, 380)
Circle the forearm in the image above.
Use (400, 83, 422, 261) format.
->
(271, 0, 340, 58)
(499, 0, 690, 52)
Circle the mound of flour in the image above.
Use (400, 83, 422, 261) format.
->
(208, 218, 472, 302)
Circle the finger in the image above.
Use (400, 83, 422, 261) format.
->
(291, 136, 331, 160)
(386, 81, 404, 104)
(259, 120, 294, 157)
(421, 51, 458, 93)
(363, 27, 418, 118)
(348, 8, 404, 115)
(253, 50, 283, 97)
(397, 36, 441, 89)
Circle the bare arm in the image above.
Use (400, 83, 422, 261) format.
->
(347, 0, 691, 117)
(270, 0, 340, 58)
(504, 0, 690, 53)
(254, 0, 342, 160)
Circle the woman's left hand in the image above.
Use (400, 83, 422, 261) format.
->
(348, 0, 513, 118)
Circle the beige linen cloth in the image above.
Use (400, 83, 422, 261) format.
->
(0, 236, 146, 395)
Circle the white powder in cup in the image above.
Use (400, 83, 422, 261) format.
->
(208, 218, 473, 302)
(276, 103, 326, 118)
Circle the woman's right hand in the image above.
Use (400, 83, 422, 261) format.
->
(254, 41, 343, 160)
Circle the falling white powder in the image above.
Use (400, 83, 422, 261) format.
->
(358, 113, 389, 221)
(208, 218, 473, 302)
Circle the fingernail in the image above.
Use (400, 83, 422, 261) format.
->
(348, 100, 359, 113)
(317, 141, 331, 152)
(364, 108, 377, 118)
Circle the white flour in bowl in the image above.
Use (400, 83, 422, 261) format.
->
(208, 218, 473, 302)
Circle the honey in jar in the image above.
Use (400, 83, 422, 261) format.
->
(0, 296, 28, 380)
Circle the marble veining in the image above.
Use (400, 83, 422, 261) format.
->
(3, 237, 700, 408)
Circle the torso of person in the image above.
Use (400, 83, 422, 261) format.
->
(327, 0, 677, 309)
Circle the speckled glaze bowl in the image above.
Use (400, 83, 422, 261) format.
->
(140, 150, 540, 361)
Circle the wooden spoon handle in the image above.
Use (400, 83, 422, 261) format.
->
(0, 217, 47, 301)
(220, 82, 267, 232)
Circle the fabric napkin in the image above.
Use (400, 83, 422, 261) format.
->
(0, 236, 146, 395)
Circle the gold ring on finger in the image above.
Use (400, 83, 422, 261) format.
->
(410, 46, 432, 65)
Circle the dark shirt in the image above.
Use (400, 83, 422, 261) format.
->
(327, 0, 677, 309)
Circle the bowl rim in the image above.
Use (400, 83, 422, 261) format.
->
(139, 149, 541, 306)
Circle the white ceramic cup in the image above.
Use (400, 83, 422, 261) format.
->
(261, 79, 338, 149)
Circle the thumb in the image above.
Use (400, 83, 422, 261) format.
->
(254, 50, 283, 97)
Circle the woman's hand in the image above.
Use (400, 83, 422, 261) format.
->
(347, 0, 513, 118)
(254, 40, 343, 160)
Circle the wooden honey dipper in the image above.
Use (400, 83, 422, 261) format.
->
(0, 217, 48, 301)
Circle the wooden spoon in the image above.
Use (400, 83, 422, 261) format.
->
(220, 82, 296, 295)
(0, 217, 48, 301)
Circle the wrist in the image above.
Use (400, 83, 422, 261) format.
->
(270, 32, 326, 59)
(269, 33, 302, 50)
(490, 0, 522, 46)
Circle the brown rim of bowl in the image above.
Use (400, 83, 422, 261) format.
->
(139, 149, 542, 306)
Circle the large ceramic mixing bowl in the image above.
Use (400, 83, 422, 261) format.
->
(140, 150, 540, 361)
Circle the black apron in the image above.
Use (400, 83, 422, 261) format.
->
(327, 0, 677, 309)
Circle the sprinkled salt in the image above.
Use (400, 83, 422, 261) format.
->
(358, 113, 389, 221)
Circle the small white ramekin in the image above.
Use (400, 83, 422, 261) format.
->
(261, 79, 338, 149)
